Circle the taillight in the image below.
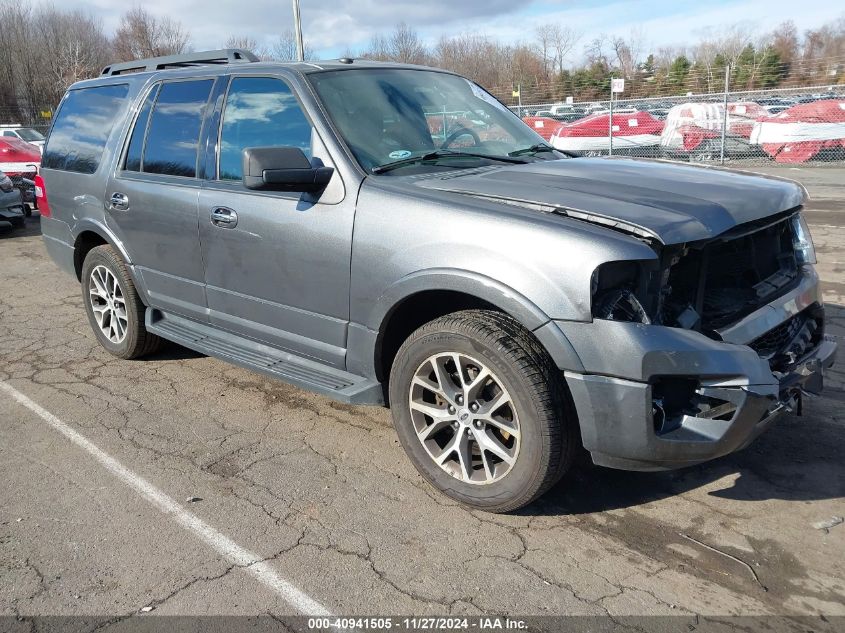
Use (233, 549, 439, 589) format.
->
(34, 174, 51, 217)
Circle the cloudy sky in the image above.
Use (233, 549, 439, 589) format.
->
(69, 0, 842, 59)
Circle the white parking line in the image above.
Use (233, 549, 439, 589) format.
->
(0, 381, 333, 617)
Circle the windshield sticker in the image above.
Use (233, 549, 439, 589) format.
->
(465, 79, 506, 109)
(388, 150, 412, 160)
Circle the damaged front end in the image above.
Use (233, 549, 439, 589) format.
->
(591, 209, 813, 334)
(577, 208, 837, 470)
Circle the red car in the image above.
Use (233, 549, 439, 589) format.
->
(521, 116, 564, 141)
(0, 136, 41, 176)
(0, 137, 41, 215)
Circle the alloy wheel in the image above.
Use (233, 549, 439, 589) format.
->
(88, 265, 128, 344)
(408, 352, 521, 485)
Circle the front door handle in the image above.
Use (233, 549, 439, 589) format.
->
(109, 192, 129, 211)
(211, 207, 238, 228)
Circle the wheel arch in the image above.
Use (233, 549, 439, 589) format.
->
(369, 269, 580, 384)
(71, 220, 133, 281)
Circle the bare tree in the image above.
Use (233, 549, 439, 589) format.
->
(714, 23, 755, 68)
(548, 25, 581, 74)
(610, 27, 645, 78)
(112, 7, 190, 61)
(533, 25, 555, 76)
(224, 35, 271, 60)
(390, 23, 428, 64)
(37, 7, 112, 104)
(269, 29, 315, 61)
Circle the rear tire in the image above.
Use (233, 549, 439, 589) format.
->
(389, 310, 577, 512)
(81, 245, 162, 359)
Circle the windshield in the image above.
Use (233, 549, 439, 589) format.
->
(308, 68, 554, 174)
(15, 128, 44, 142)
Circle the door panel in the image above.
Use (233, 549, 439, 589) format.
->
(198, 184, 353, 366)
(106, 176, 205, 321)
(198, 75, 353, 367)
(105, 78, 214, 323)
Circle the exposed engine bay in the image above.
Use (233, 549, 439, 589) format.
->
(592, 209, 823, 372)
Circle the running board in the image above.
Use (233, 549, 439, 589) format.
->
(145, 309, 384, 405)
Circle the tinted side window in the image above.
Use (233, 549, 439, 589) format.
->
(143, 80, 213, 177)
(124, 85, 159, 172)
(219, 77, 312, 181)
(42, 84, 129, 174)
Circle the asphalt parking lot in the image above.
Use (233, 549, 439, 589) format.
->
(1, 166, 843, 630)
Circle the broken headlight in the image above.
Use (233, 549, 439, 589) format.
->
(591, 261, 652, 324)
(790, 214, 816, 265)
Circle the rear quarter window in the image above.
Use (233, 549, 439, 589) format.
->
(43, 84, 129, 174)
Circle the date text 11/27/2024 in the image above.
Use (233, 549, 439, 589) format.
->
(307, 617, 529, 631)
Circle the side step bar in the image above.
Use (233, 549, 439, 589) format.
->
(145, 309, 384, 405)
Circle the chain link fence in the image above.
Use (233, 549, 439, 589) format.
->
(512, 83, 845, 167)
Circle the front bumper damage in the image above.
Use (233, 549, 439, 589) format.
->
(557, 269, 838, 471)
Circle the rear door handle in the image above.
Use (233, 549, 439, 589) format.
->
(211, 207, 238, 228)
(109, 192, 129, 211)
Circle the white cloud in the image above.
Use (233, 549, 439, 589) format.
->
(56, 0, 842, 60)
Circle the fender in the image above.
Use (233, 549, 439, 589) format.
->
(369, 268, 550, 333)
(70, 218, 149, 300)
(363, 268, 585, 374)
(71, 217, 134, 267)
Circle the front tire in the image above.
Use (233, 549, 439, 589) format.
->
(81, 245, 162, 359)
(389, 310, 576, 512)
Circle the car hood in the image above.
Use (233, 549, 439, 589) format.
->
(413, 157, 806, 244)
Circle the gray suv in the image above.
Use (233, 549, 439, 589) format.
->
(39, 50, 836, 512)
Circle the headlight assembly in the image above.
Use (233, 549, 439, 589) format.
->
(591, 261, 652, 324)
(791, 213, 816, 265)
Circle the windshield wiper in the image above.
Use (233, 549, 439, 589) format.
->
(371, 150, 529, 174)
(508, 143, 575, 158)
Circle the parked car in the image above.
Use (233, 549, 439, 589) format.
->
(550, 110, 664, 156)
(521, 116, 564, 141)
(0, 169, 26, 230)
(547, 104, 584, 116)
(550, 111, 586, 124)
(40, 51, 836, 512)
(660, 101, 768, 161)
(1, 125, 46, 153)
(0, 137, 40, 214)
(751, 99, 845, 163)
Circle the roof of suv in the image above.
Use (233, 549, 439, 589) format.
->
(70, 51, 454, 92)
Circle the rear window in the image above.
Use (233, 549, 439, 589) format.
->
(141, 79, 213, 177)
(43, 84, 129, 174)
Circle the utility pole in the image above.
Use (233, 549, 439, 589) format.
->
(720, 63, 730, 165)
(608, 83, 614, 156)
(292, 0, 304, 62)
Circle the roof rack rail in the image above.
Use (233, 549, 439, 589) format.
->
(101, 49, 259, 76)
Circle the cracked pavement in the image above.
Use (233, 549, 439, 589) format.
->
(0, 166, 843, 627)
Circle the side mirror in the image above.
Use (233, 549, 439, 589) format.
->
(242, 146, 334, 193)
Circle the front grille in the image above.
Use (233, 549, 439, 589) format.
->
(749, 306, 824, 371)
(662, 213, 801, 331)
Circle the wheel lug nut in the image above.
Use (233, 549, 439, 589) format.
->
(466, 428, 472, 436)
(470, 402, 479, 412)
(448, 405, 455, 413)
(456, 395, 464, 405)
(452, 421, 458, 429)
(474, 420, 482, 429)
